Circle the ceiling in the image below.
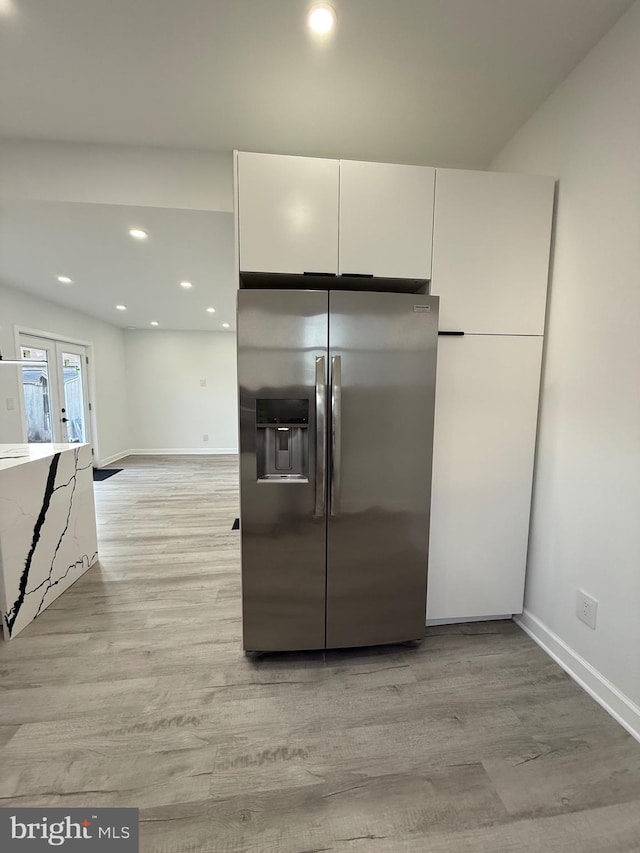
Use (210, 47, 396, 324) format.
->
(0, 0, 634, 168)
(0, 1, 634, 333)
(0, 201, 237, 330)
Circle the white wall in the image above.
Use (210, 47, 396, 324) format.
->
(0, 140, 233, 211)
(124, 330, 237, 453)
(492, 1, 640, 722)
(0, 281, 129, 465)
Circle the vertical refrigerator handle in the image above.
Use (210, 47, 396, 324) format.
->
(330, 355, 342, 517)
(314, 356, 327, 517)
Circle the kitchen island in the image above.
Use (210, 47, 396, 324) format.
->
(0, 443, 98, 640)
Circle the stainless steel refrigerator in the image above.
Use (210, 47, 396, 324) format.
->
(237, 288, 439, 652)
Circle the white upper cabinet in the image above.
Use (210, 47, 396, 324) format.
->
(339, 161, 435, 279)
(431, 169, 555, 334)
(427, 334, 544, 622)
(237, 152, 339, 275)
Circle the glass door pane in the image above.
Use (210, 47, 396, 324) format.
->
(19, 335, 92, 448)
(20, 345, 53, 443)
(59, 350, 87, 443)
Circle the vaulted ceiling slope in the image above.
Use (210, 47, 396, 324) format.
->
(0, 0, 634, 168)
(0, 201, 237, 331)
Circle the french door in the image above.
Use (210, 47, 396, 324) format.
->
(19, 334, 92, 445)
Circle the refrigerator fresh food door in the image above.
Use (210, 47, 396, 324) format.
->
(326, 291, 439, 648)
(238, 289, 329, 651)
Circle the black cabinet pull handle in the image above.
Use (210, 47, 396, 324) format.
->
(340, 273, 374, 278)
(438, 331, 465, 336)
(303, 271, 336, 277)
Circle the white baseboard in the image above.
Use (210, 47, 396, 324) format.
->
(96, 449, 131, 467)
(516, 609, 640, 744)
(128, 447, 238, 456)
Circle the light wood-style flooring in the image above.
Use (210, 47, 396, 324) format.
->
(1, 455, 639, 852)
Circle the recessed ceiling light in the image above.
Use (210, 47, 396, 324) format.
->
(307, 3, 336, 35)
(116, 304, 127, 311)
(222, 323, 230, 329)
(206, 307, 216, 313)
(128, 228, 148, 240)
(180, 281, 192, 289)
(56, 275, 73, 284)
(150, 321, 159, 326)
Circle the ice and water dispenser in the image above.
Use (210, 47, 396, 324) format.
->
(256, 399, 309, 482)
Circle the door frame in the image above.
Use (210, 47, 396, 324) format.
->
(13, 325, 98, 460)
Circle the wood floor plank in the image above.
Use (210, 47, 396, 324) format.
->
(139, 764, 510, 853)
(0, 746, 217, 809)
(0, 676, 160, 725)
(0, 725, 20, 748)
(327, 802, 640, 853)
(483, 735, 640, 819)
(0, 454, 638, 852)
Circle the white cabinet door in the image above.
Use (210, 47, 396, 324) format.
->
(427, 334, 543, 621)
(339, 161, 435, 279)
(431, 169, 555, 334)
(237, 152, 339, 275)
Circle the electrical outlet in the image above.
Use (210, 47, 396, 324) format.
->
(200, 379, 207, 387)
(202, 434, 209, 442)
(576, 589, 598, 630)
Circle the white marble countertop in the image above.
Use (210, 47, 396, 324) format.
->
(0, 443, 91, 472)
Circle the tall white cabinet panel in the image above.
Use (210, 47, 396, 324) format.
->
(431, 169, 555, 334)
(339, 161, 435, 279)
(237, 152, 339, 275)
(427, 334, 544, 621)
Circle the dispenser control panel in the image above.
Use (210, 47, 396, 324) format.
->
(256, 399, 309, 482)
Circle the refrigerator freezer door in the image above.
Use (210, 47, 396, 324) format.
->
(238, 290, 329, 651)
(326, 291, 439, 648)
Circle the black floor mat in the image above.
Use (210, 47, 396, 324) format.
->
(93, 468, 122, 481)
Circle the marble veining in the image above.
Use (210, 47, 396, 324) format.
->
(4, 452, 61, 635)
(0, 443, 98, 639)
